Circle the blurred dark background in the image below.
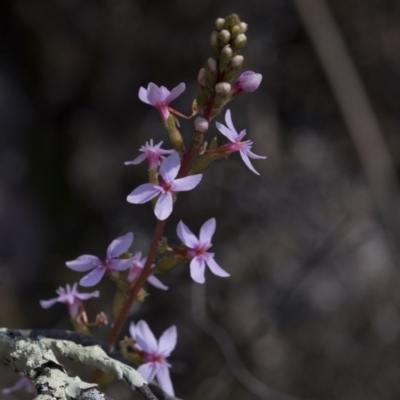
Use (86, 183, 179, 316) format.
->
(2, 0, 400, 399)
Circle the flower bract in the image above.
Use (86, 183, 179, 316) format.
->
(40, 283, 99, 317)
(177, 218, 229, 284)
(127, 152, 202, 220)
(130, 320, 177, 396)
(216, 109, 266, 175)
(66, 232, 134, 287)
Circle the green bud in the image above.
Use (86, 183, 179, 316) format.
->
(231, 25, 242, 39)
(164, 115, 185, 152)
(233, 34, 247, 51)
(240, 22, 248, 33)
(219, 45, 233, 72)
(218, 29, 231, 45)
(225, 14, 241, 29)
(215, 18, 225, 31)
(190, 148, 227, 174)
(155, 255, 186, 273)
(229, 55, 244, 69)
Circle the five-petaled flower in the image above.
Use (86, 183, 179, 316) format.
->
(40, 283, 99, 317)
(66, 232, 134, 287)
(127, 152, 202, 220)
(128, 251, 168, 290)
(177, 218, 229, 284)
(130, 320, 177, 396)
(215, 109, 266, 175)
(125, 139, 174, 170)
(139, 83, 186, 121)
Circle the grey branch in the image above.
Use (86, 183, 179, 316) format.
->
(0, 328, 158, 400)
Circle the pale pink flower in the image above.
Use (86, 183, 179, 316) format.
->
(127, 152, 202, 220)
(231, 71, 262, 94)
(40, 283, 99, 317)
(177, 218, 229, 284)
(216, 109, 266, 175)
(2, 374, 34, 395)
(124, 139, 174, 170)
(129, 320, 177, 396)
(139, 82, 186, 120)
(66, 232, 134, 287)
(128, 251, 168, 290)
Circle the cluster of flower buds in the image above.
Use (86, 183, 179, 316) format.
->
(197, 14, 262, 120)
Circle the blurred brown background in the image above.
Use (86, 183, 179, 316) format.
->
(1, 0, 400, 399)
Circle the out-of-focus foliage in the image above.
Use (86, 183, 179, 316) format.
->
(1, 1, 400, 399)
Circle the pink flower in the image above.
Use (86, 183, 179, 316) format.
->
(216, 109, 266, 175)
(231, 71, 262, 94)
(66, 232, 134, 287)
(139, 82, 186, 120)
(130, 320, 177, 396)
(2, 374, 34, 395)
(128, 251, 168, 290)
(40, 283, 99, 317)
(125, 140, 174, 170)
(127, 152, 202, 220)
(177, 218, 229, 284)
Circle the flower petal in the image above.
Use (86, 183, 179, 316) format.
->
(108, 258, 134, 271)
(206, 256, 230, 277)
(154, 193, 173, 220)
(216, 121, 238, 142)
(138, 87, 151, 104)
(79, 267, 106, 287)
(239, 149, 260, 175)
(158, 325, 177, 356)
(190, 257, 206, 284)
(177, 221, 199, 248)
(199, 218, 216, 244)
(129, 322, 137, 340)
(160, 86, 171, 98)
(127, 184, 160, 204)
(40, 297, 60, 309)
(246, 149, 267, 160)
(136, 320, 158, 353)
(76, 290, 100, 301)
(159, 152, 180, 182)
(173, 174, 202, 192)
(147, 275, 169, 290)
(107, 232, 133, 259)
(138, 362, 158, 383)
(124, 153, 147, 165)
(224, 109, 238, 134)
(147, 83, 165, 105)
(66, 255, 100, 272)
(165, 82, 185, 104)
(156, 365, 175, 396)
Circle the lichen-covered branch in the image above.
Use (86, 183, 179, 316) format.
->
(0, 328, 158, 400)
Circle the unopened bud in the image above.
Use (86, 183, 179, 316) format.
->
(231, 25, 242, 39)
(240, 22, 248, 33)
(207, 57, 217, 73)
(219, 45, 233, 72)
(231, 71, 262, 94)
(215, 18, 225, 31)
(225, 14, 240, 29)
(198, 68, 206, 86)
(233, 34, 247, 50)
(210, 31, 219, 47)
(230, 55, 244, 69)
(194, 117, 209, 133)
(218, 29, 231, 45)
(215, 82, 231, 95)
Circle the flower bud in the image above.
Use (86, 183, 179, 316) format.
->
(210, 31, 219, 47)
(239, 22, 248, 33)
(231, 25, 242, 39)
(231, 71, 262, 94)
(215, 18, 225, 31)
(233, 33, 247, 50)
(207, 57, 217, 73)
(215, 82, 231, 95)
(229, 55, 244, 69)
(219, 44, 233, 72)
(194, 117, 209, 133)
(218, 29, 231, 45)
(225, 13, 240, 29)
(198, 68, 206, 87)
